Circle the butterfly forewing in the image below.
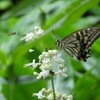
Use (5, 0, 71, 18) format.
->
(57, 27, 100, 61)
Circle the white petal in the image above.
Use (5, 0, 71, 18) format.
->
(39, 70, 49, 79)
(29, 49, 34, 53)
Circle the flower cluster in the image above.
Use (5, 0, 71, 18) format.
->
(33, 88, 73, 100)
(21, 26, 44, 41)
(24, 50, 67, 79)
(22, 25, 73, 100)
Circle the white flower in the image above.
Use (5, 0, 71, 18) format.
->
(58, 64, 65, 69)
(33, 26, 44, 39)
(47, 89, 53, 94)
(53, 53, 64, 64)
(55, 68, 67, 77)
(62, 94, 68, 99)
(41, 88, 47, 93)
(21, 26, 44, 42)
(42, 52, 49, 58)
(55, 91, 62, 99)
(21, 32, 34, 41)
(33, 72, 39, 76)
(67, 95, 73, 100)
(24, 59, 39, 69)
(51, 50, 58, 55)
(38, 55, 43, 61)
(33, 88, 47, 99)
(47, 94, 54, 100)
(37, 70, 50, 79)
(39, 64, 52, 70)
(33, 91, 45, 99)
(33, 88, 73, 100)
(34, 26, 44, 36)
(29, 49, 34, 53)
(34, 26, 41, 30)
(42, 58, 51, 64)
(25, 50, 67, 79)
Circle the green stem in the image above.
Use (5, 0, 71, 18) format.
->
(51, 75, 56, 100)
(9, 64, 15, 100)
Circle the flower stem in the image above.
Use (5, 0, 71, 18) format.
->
(51, 75, 56, 100)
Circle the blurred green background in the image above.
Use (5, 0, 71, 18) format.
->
(0, 0, 100, 100)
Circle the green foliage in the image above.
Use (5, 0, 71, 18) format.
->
(0, 0, 100, 100)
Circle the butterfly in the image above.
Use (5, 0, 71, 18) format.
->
(56, 27, 100, 62)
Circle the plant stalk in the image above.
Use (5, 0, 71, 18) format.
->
(51, 75, 56, 100)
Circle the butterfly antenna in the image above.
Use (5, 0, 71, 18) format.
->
(52, 30, 60, 40)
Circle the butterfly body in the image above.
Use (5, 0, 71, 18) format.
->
(56, 27, 100, 62)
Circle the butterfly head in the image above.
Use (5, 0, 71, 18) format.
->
(56, 40, 63, 49)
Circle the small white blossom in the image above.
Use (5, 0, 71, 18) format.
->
(21, 26, 44, 42)
(33, 72, 39, 76)
(55, 67, 67, 77)
(21, 32, 34, 41)
(33, 91, 45, 99)
(62, 94, 68, 100)
(34, 26, 44, 38)
(47, 94, 54, 100)
(53, 53, 64, 63)
(34, 26, 42, 31)
(33, 88, 73, 100)
(67, 95, 73, 100)
(38, 55, 43, 61)
(41, 88, 47, 93)
(38, 70, 50, 79)
(40, 64, 52, 70)
(55, 91, 62, 99)
(51, 50, 58, 55)
(47, 89, 53, 94)
(25, 50, 67, 79)
(42, 58, 51, 64)
(24, 63, 32, 68)
(48, 50, 54, 55)
(24, 59, 39, 69)
(29, 49, 34, 53)
(59, 64, 66, 69)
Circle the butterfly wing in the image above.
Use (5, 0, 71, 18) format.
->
(86, 27, 100, 47)
(62, 27, 100, 61)
(62, 33, 80, 57)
